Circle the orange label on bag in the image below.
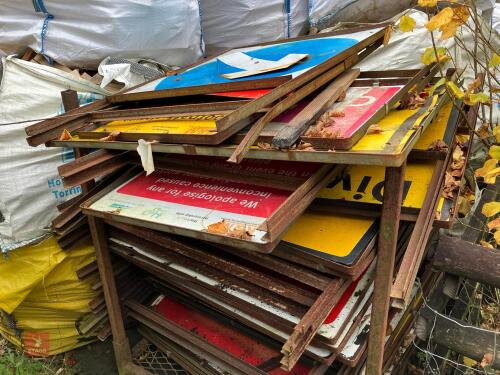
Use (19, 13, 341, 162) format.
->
(23, 331, 50, 357)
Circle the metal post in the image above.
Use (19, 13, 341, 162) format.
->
(88, 216, 134, 375)
(60, 89, 94, 194)
(366, 163, 406, 375)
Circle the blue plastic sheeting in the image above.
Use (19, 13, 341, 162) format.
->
(154, 37, 358, 91)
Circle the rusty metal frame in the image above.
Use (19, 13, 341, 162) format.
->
(48, 90, 449, 167)
(26, 28, 386, 148)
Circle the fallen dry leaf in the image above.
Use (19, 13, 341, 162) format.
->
(480, 240, 494, 249)
(99, 131, 121, 142)
(442, 172, 460, 199)
(296, 142, 314, 151)
(257, 142, 272, 150)
(488, 217, 500, 231)
(59, 129, 72, 141)
(480, 352, 493, 368)
(427, 139, 449, 152)
(468, 76, 482, 92)
(367, 124, 383, 134)
(399, 92, 427, 109)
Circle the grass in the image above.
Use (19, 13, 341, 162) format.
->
(0, 339, 76, 375)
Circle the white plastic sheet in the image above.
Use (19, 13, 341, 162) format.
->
(0, 1, 203, 69)
(0, 57, 108, 251)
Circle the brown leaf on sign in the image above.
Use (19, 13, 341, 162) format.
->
(442, 172, 460, 199)
(367, 124, 383, 134)
(59, 129, 72, 140)
(257, 142, 272, 150)
(427, 139, 449, 152)
(338, 90, 347, 102)
(480, 352, 493, 368)
(398, 92, 427, 109)
(296, 142, 314, 151)
(329, 110, 345, 117)
(99, 131, 121, 142)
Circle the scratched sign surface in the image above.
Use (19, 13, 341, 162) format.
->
(89, 160, 320, 243)
(89, 114, 223, 136)
(305, 86, 401, 141)
(318, 162, 436, 209)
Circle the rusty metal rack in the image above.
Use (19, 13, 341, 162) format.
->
(24, 24, 476, 373)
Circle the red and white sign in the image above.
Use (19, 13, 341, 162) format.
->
(89, 159, 320, 244)
(117, 169, 290, 218)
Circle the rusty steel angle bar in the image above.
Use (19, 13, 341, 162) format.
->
(227, 57, 358, 163)
(280, 278, 348, 371)
(365, 163, 406, 375)
(109, 76, 291, 104)
(271, 68, 360, 149)
(87, 216, 134, 374)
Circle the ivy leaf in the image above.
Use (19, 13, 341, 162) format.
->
(439, 20, 461, 40)
(426, 7, 454, 31)
(475, 159, 499, 184)
(399, 15, 416, 32)
(482, 202, 500, 218)
(464, 92, 490, 106)
(487, 217, 500, 231)
(418, 0, 437, 7)
(421, 47, 450, 65)
(446, 81, 465, 99)
(493, 126, 500, 143)
(489, 145, 500, 160)
(488, 145, 500, 160)
(485, 167, 500, 185)
(489, 53, 500, 68)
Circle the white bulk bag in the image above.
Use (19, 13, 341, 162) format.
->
(309, 0, 413, 30)
(0, 57, 108, 251)
(0, 1, 203, 69)
(200, 0, 309, 52)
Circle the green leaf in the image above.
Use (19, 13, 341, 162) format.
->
(421, 47, 450, 65)
(489, 53, 500, 68)
(489, 145, 500, 160)
(399, 15, 416, 32)
(418, 0, 437, 7)
(446, 81, 465, 99)
(465, 92, 490, 106)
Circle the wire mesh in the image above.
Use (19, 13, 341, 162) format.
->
(134, 341, 186, 375)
